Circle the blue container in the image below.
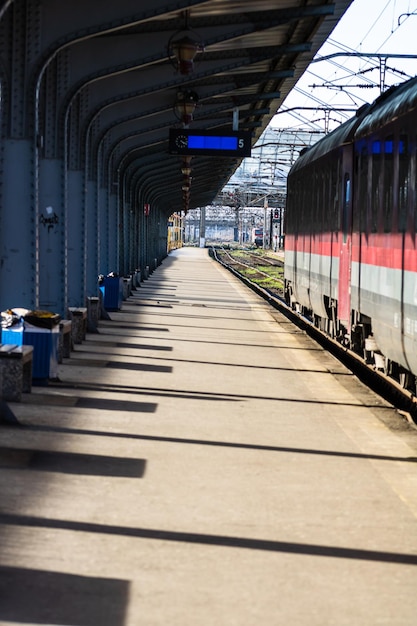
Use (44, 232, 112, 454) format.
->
(102, 277, 123, 311)
(2, 325, 59, 380)
(1, 325, 24, 348)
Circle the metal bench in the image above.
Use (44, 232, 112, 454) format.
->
(0, 343, 33, 401)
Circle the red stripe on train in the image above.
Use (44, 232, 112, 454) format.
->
(284, 233, 417, 272)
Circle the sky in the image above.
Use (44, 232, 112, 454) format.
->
(270, 0, 417, 132)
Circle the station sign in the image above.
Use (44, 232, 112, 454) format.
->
(169, 129, 252, 157)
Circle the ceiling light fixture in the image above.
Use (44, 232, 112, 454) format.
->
(174, 90, 199, 126)
(168, 11, 204, 75)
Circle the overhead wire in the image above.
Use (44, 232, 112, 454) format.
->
(357, 0, 392, 49)
(305, 0, 416, 110)
(276, 0, 417, 132)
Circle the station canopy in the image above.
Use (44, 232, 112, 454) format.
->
(69, 0, 353, 214)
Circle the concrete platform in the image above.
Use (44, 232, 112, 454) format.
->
(1, 247, 417, 625)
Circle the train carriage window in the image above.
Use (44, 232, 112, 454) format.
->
(353, 150, 360, 232)
(304, 170, 316, 231)
(299, 173, 304, 231)
(371, 140, 381, 232)
(302, 173, 308, 231)
(355, 142, 368, 233)
(323, 168, 329, 233)
(320, 166, 325, 233)
(383, 135, 394, 233)
(330, 159, 338, 232)
(336, 159, 341, 233)
(313, 169, 319, 232)
(309, 170, 314, 232)
(414, 138, 417, 236)
(316, 168, 324, 233)
(342, 173, 351, 243)
(398, 134, 409, 232)
(310, 171, 315, 230)
(290, 177, 296, 233)
(302, 172, 309, 232)
(291, 175, 300, 234)
(287, 179, 293, 233)
(297, 183, 302, 233)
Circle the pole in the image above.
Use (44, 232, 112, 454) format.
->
(263, 198, 268, 249)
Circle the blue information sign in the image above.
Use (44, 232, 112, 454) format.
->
(169, 129, 251, 157)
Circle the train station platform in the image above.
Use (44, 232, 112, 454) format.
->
(1, 246, 417, 625)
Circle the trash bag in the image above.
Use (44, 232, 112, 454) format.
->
(24, 310, 61, 329)
(1, 308, 28, 328)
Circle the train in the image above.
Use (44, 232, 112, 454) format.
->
(284, 75, 417, 391)
(252, 227, 264, 247)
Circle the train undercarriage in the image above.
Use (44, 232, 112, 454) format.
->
(284, 279, 417, 396)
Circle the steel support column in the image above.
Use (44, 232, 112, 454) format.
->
(86, 179, 99, 296)
(0, 140, 37, 310)
(38, 158, 66, 313)
(108, 192, 119, 274)
(67, 169, 86, 307)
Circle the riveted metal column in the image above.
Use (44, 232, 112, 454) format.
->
(121, 173, 131, 276)
(37, 54, 70, 316)
(159, 211, 169, 261)
(0, 2, 40, 311)
(127, 173, 137, 275)
(139, 206, 148, 278)
(67, 169, 86, 306)
(105, 144, 121, 275)
(38, 158, 66, 312)
(0, 140, 37, 309)
(108, 191, 119, 274)
(137, 191, 147, 275)
(97, 134, 111, 276)
(149, 208, 159, 269)
(66, 92, 88, 307)
(98, 186, 109, 274)
(118, 203, 126, 276)
(132, 186, 141, 272)
(129, 201, 135, 275)
(86, 177, 99, 295)
(85, 109, 100, 297)
(135, 179, 147, 274)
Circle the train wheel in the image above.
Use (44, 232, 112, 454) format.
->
(399, 370, 416, 393)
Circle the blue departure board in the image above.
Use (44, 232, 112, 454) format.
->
(169, 129, 251, 157)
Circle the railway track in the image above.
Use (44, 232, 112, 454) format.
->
(211, 245, 417, 427)
(213, 246, 284, 298)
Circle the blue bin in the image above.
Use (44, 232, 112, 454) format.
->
(1, 325, 24, 350)
(2, 325, 59, 380)
(102, 277, 123, 311)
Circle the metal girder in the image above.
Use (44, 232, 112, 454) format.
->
(109, 4, 336, 33)
(64, 40, 311, 180)
(63, 42, 311, 117)
(37, 0, 213, 53)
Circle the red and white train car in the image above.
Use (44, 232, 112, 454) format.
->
(284, 76, 417, 388)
